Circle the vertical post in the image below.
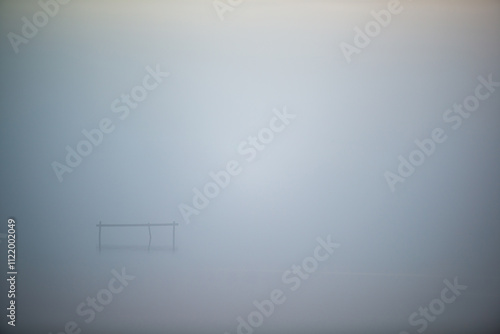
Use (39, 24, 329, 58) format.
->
(172, 221, 176, 252)
(98, 221, 102, 252)
(148, 222, 152, 252)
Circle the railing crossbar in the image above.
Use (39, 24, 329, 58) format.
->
(97, 223, 177, 227)
(97, 221, 177, 252)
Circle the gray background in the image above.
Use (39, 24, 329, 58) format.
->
(1, 0, 499, 333)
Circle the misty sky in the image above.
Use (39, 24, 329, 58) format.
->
(1, 1, 499, 333)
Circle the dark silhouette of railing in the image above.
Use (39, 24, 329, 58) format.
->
(96, 221, 178, 252)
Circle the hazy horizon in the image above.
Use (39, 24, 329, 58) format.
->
(1, 0, 499, 333)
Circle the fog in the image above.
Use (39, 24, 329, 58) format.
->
(1, 0, 499, 333)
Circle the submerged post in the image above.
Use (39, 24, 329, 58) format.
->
(172, 221, 176, 252)
(148, 222, 152, 251)
(98, 221, 102, 252)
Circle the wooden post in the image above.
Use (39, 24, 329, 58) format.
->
(172, 221, 176, 252)
(148, 222, 152, 251)
(98, 221, 102, 252)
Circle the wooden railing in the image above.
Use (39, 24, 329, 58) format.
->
(96, 221, 178, 252)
